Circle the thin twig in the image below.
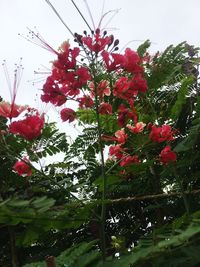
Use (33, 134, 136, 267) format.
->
(45, 0, 74, 37)
(108, 188, 200, 203)
(70, 0, 92, 32)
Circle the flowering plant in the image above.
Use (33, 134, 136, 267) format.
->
(1, 1, 200, 267)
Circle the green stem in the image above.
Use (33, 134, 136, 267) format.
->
(173, 166, 190, 214)
(8, 226, 19, 267)
(91, 64, 107, 261)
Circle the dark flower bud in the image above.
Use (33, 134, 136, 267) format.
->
(108, 35, 114, 47)
(83, 30, 87, 35)
(114, 39, 119, 47)
(76, 33, 83, 44)
(103, 30, 107, 36)
(95, 28, 100, 35)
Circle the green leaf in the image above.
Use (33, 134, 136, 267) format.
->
(93, 175, 121, 191)
(137, 40, 151, 57)
(170, 76, 194, 120)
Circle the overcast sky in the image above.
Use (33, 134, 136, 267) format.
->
(0, 0, 200, 124)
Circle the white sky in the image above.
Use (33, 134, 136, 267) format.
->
(0, 0, 200, 125)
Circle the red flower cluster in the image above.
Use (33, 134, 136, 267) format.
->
(13, 159, 32, 176)
(109, 145, 139, 167)
(117, 104, 137, 127)
(150, 124, 175, 143)
(41, 42, 91, 107)
(113, 75, 147, 102)
(159, 146, 177, 164)
(9, 112, 44, 140)
(102, 48, 144, 74)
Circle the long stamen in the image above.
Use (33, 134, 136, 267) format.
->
(31, 65, 51, 85)
(70, 0, 93, 32)
(119, 39, 150, 53)
(100, 9, 121, 31)
(2, 60, 12, 98)
(2, 59, 24, 119)
(45, 0, 74, 38)
(83, 0, 96, 30)
(100, 0, 106, 20)
(19, 28, 58, 55)
(15, 58, 23, 89)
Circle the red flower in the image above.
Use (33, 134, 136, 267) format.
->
(82, 28, 112, 53)
(13, 159, 32, 176)
(41, 76, 67, 106)
(9, 114, 44, 141)
(99, 103, 112, 115)
(109, 145, 123, 160)
(150, 124, 175, 143)
(0, 102, 26, 119)
(159, 146, 177, 165)
(123, 48, 143, 74)
(113, 76, 132, 100)
(120, 155, 140, 167)
(78, 95, 94, 108)
(75, 67, 91, 86)
(129, 75, 148, 93)
(60, 108, 76, 122)
(54, 44, 80, 70)
(101, 50, 124, 72)
(127, 122, 146, 133)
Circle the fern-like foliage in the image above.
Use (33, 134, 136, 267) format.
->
(23, 241, 100, 267)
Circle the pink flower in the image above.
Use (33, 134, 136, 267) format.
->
(115, 129, 128, 144)
(13, 159, 32, 176)
(89, 80, 110, 100)
(120, 155, 140, 167)
(127, 122, 146, 133)
(150, 124, 175, 143)
(102, 129, 127, 144)
(82, 28, 112, 53)
(60, 108, 76, 122)
(159, 146, 177, 165)
(99, 103, 112, 115)
(0, 102, 26, 119)
(9, 114, 44, 141)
